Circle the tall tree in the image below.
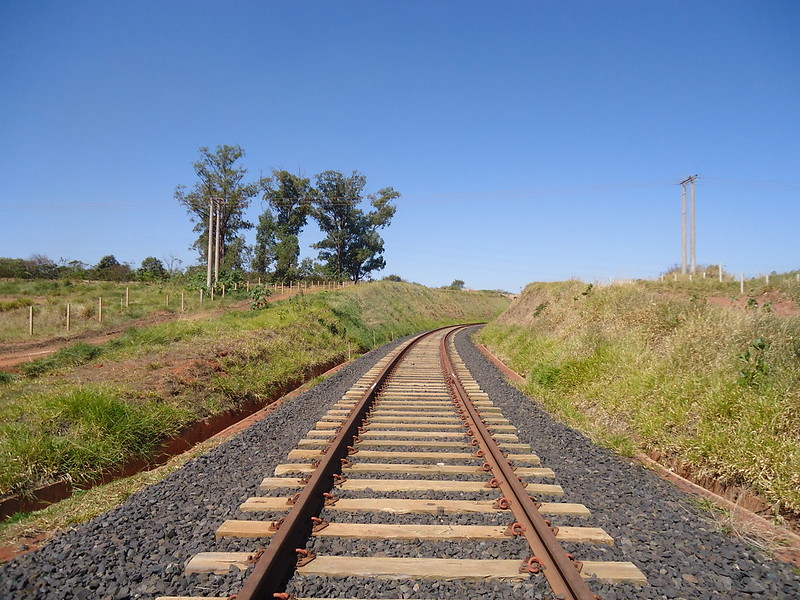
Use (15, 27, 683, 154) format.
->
(174, 145, 259, 267)
(254, 170, 313, 281)
(312, 170, 398, 282)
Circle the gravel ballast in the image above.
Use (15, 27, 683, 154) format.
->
(0, 328, 798, 599)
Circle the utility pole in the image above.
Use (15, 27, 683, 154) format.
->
(680, 182, 687, 275)
(679, 175, 698, 275)
(214, 197, 221, 285)
(206, 197, 214, 288)
(690, 175, 697, 275)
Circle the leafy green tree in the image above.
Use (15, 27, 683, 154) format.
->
(312, 170, 398, 282)
(255, 170, 313, 281)
(297, 257, 325, 281)
(174, 145, 259, 266)
(252, 210, 278, 275)
(96, 255, 119, 270)
(449, 279, 465, 290)
(139, 257, 167, 280)
(95, 255, 131, 281)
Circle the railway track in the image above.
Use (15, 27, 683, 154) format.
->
(157, 325, 646, 600)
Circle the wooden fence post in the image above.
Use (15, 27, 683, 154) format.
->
(181, 292, 185, 312)
(200, 289, 204, 304)
(29, 306, 33, 336)
(125, 287, 130, 307)
(66, 302, 71, 332)
(99, 297, 103, 322)
(740, 273, 744, 294)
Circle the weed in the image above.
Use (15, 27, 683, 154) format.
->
(738, 338, 770, 385)
(20, 342, 104, 378)
(0, 371, 13, 385)
(248, 284, 273, 309)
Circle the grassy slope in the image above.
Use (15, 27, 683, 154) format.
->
(0, 279, 225, 344)
(0, 281, 509, 498)
(478, 279, 800, 516)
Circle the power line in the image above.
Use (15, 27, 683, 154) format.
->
(8, 177, 799, 212)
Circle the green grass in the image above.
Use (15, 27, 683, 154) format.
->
(20, 342, 104, 377)
(0, 386, 189, 496)
(479, 278, 800, 515)
(0, 279, 247, 343)
(0, 281, 510, 499)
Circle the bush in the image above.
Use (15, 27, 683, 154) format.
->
(248, 284, 273, 309)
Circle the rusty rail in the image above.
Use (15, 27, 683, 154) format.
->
(440, 327, 599, 600)
(235, 327, 451, 600)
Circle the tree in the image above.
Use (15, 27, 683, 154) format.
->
(96, 255, 120, 270)
(95, 255, 131, 281)
(449, 279, 465, 290)
(139, 256, 167, 280)
(311, 170, 398, 282)
(254, 170, 313, 281)
(252, 210, 278, 275)
(174, 145, 259, 266)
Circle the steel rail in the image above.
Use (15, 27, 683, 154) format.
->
(440, 327, 599, 600)
(235, 326, 456, 600)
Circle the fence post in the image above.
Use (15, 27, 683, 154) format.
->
(181, 292, 185, 312)
(222, 284, 225, 298)
(99, 297, 103, 322)
(166, 294, 170, 307)
(66, 302, 71, 332)
(29, 305, 33, 336)
(740, 273, 744, 294)
(125, 287, 130, 307)
(766, 274, 770, 285)
(719, 264, 723, 282)
(200, 289, 204, 304)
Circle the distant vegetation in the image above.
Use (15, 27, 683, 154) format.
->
(175, 144, 399, 284)
(0, 278, 246, 344)
(479, 274, 800, 517)
(0, 281, 509, 499)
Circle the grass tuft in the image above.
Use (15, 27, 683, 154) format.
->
(20, 342, 104, 378)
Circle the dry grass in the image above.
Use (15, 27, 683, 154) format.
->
(480, 279, 800, 516)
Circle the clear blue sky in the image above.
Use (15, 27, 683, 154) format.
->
(2, 1, 798, 292)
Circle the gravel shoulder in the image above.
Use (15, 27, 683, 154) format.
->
(1, 328, 798, 599)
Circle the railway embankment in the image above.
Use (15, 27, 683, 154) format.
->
(1, 327, 798, 599)
(478, 277, 800, 534)
(0, 282, 509, 545)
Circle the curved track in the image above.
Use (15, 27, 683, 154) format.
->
(157, 325, 645, 600)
